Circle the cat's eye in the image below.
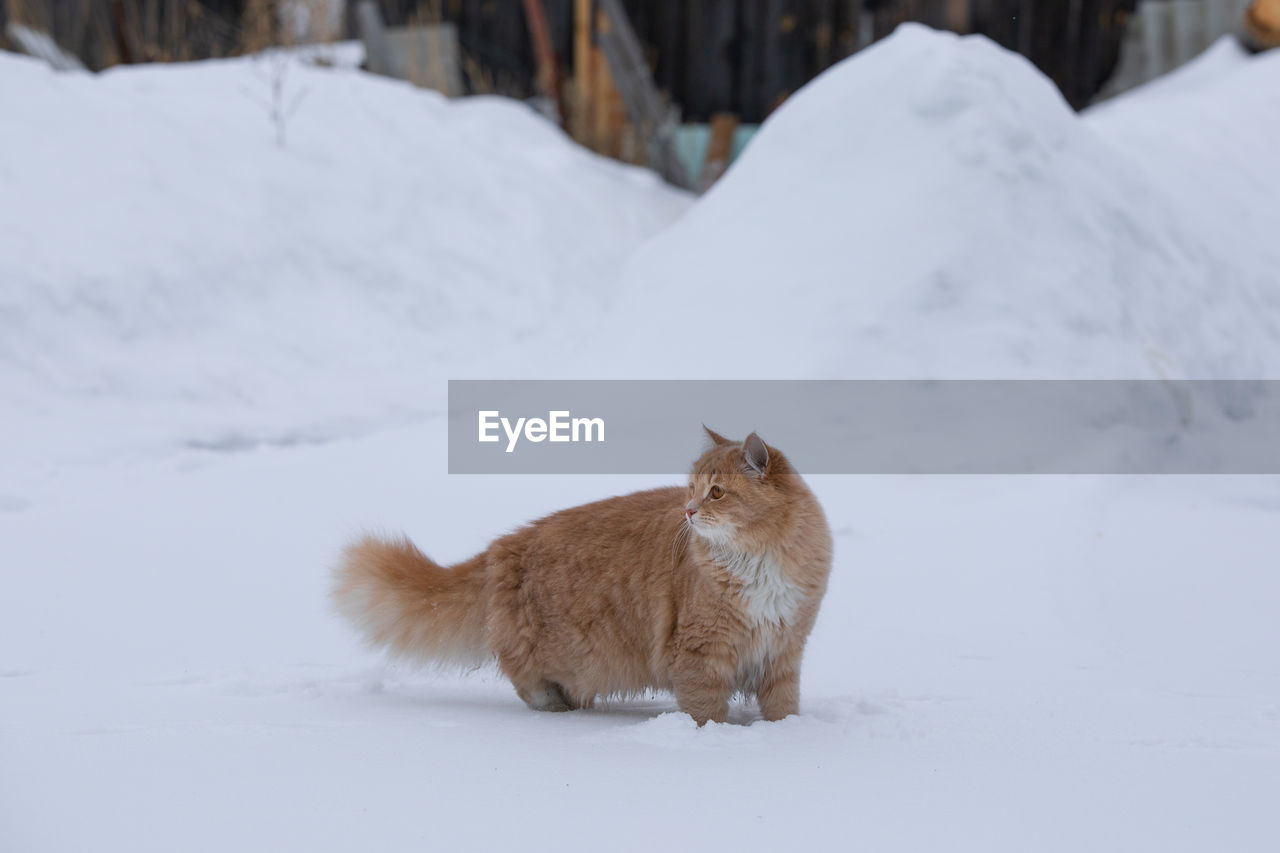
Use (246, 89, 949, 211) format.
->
(709, 485, 724, 500)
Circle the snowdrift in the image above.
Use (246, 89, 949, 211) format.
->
(0, 47, 688, 468)
(588, 25, 1280, 380)
(4, 26, 1280, 471)
(1085, 38, 1280, 357)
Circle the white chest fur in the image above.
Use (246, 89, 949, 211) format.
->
(710, 546, 804, 628)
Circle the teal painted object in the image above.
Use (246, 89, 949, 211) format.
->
(673, 123, 760, 188)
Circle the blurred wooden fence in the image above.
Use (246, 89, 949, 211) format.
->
(372, 1, 1139, 114)
(3, 0, 1261, 105)
(1, 1, 262, 69)
(373, 0, 1140, 113)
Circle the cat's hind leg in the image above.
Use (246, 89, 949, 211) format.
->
(515, 679, 575, 712)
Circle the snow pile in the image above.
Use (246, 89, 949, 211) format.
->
(1101, 33, 1253, 99)
(1085, 39, 1280, 350)
(588, 25, 1280, 380)
(0, 48, 688, 471)
(5, 27, 1280, 476)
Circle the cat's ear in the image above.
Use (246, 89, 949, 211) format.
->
(703, 425, 731, 446)
(743, 432, 769, 475)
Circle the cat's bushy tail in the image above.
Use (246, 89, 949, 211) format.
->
(333, 536, 490, 668)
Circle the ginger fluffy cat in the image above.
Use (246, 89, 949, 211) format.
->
(333, 428, 832, 725)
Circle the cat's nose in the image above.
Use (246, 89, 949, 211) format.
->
(685, 508, 696, 520)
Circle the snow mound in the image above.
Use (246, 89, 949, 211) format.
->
(1099, 34, 1252, 102)
(587, 25, 1280, 379)
(1085, 41, 1280, 356)
(0, 49, 689, 467)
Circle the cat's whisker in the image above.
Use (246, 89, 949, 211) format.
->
(669, 517, 692, 570)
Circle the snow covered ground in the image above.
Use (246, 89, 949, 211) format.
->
(2, 26, 1279, 852)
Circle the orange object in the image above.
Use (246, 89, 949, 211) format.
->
(1246, 0, 1280, 48)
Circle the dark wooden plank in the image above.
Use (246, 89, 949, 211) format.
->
(1075, 0, 1101, 107)
(464, 0, 483, 63)
(1063, 0, 1083, 103)
(814, 0, 834, 70)
(737, 0, 765, 120)
(1093, 0, 1135, 93)
(986, 0, 1016, 48)
(871, 4, 895, 41)
(542, 0, 573, 64)
(761, 0, 787, 112)
(656, 0, 685, 111)
(680, 1, 739, 118)
(833, 0, 860, 58)
(779, 0, 807, 96)
(683, 0, 709, 118)
(704, 0, 738, 115)
(110, 0, 137, 63)
(1016, 0, 1035, 58)
(624, 0, 654, 50)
